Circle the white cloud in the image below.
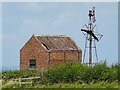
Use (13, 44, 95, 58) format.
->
(52, 12, 70, 27)
(23, 2, 43, 11)
(19, 11, 81, 36)
(20, 19, 52, 36)
(1, 33, 20, 67)
(52, 11, 80, 28)
(2, 33, 18, 41)
(23, 2, 60, 12)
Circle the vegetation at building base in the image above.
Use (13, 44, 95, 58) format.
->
(2, 81, 119, 88)
(44, 62, 119, 84)
(1, 62, 120, 88)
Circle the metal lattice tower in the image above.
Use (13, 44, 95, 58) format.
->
(81, 7, 103, 66)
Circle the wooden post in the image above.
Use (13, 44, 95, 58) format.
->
(41, 67, 44, 80)
(31, 77, 33, 86)
(19, 77, 22, 87)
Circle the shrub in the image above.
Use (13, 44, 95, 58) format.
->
(44, 62, 119, 84)
(44, 62, 88, 83)
(92, 62, 109, 81)
(2, 61, 119, 84)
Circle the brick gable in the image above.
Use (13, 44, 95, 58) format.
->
(20, 34, 82, 70)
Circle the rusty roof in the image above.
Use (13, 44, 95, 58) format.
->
(34, 35, 81, 52)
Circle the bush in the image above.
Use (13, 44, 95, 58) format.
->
(2, 61, 119, 84)
(44, 62, 119, 84)
(44, 62, 88, 83)
(92, 62, 109, 81)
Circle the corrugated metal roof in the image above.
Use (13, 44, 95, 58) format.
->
(35, 35, 81, 51)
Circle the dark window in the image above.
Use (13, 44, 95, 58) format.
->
(29, 59, 36, 68)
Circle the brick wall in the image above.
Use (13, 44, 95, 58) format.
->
(20, 35, 47, 70)
(47, 51, 82, 65)
(48, 52, 65, 65)
(20, 35, 82, 70)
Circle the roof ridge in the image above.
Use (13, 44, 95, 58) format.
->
(34, 34, 69, 37)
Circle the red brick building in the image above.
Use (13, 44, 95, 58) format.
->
(20, 34, 82, 70)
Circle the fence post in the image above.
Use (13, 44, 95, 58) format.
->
(41, 67, 44, 80)
(19, 77, 22, 87)
(31, 76, 33, 86)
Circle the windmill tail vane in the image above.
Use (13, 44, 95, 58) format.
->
(81, 7, 103, 65)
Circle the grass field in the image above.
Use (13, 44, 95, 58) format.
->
(2, 81, 119, 88)
(1, 62, 120, 88)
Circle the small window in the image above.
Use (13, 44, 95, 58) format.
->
(29, 59, 36, 68)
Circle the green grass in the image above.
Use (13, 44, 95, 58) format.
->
(1, 62, 120, 88)
(2, 81, 119, 88)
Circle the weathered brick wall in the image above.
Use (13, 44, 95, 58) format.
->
(49, 52, 65, 65)
(20, 35, 82, 70)
(66, 52, 78, 61)
(48, 51, 82, 65)
(20, 35, 47, 70)
(66, 51, 82, 63)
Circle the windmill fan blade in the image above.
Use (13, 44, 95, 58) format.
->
(81, 29, 99, 41)
(92, 31, 103, 41)
(81, 29, 87, 31)
(81, 29, 90, 34)
(92, 25, 96, 30)
(85, 24, 89, 29)
(91, 32, 99, 41)
(81, 29, 92, 35)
